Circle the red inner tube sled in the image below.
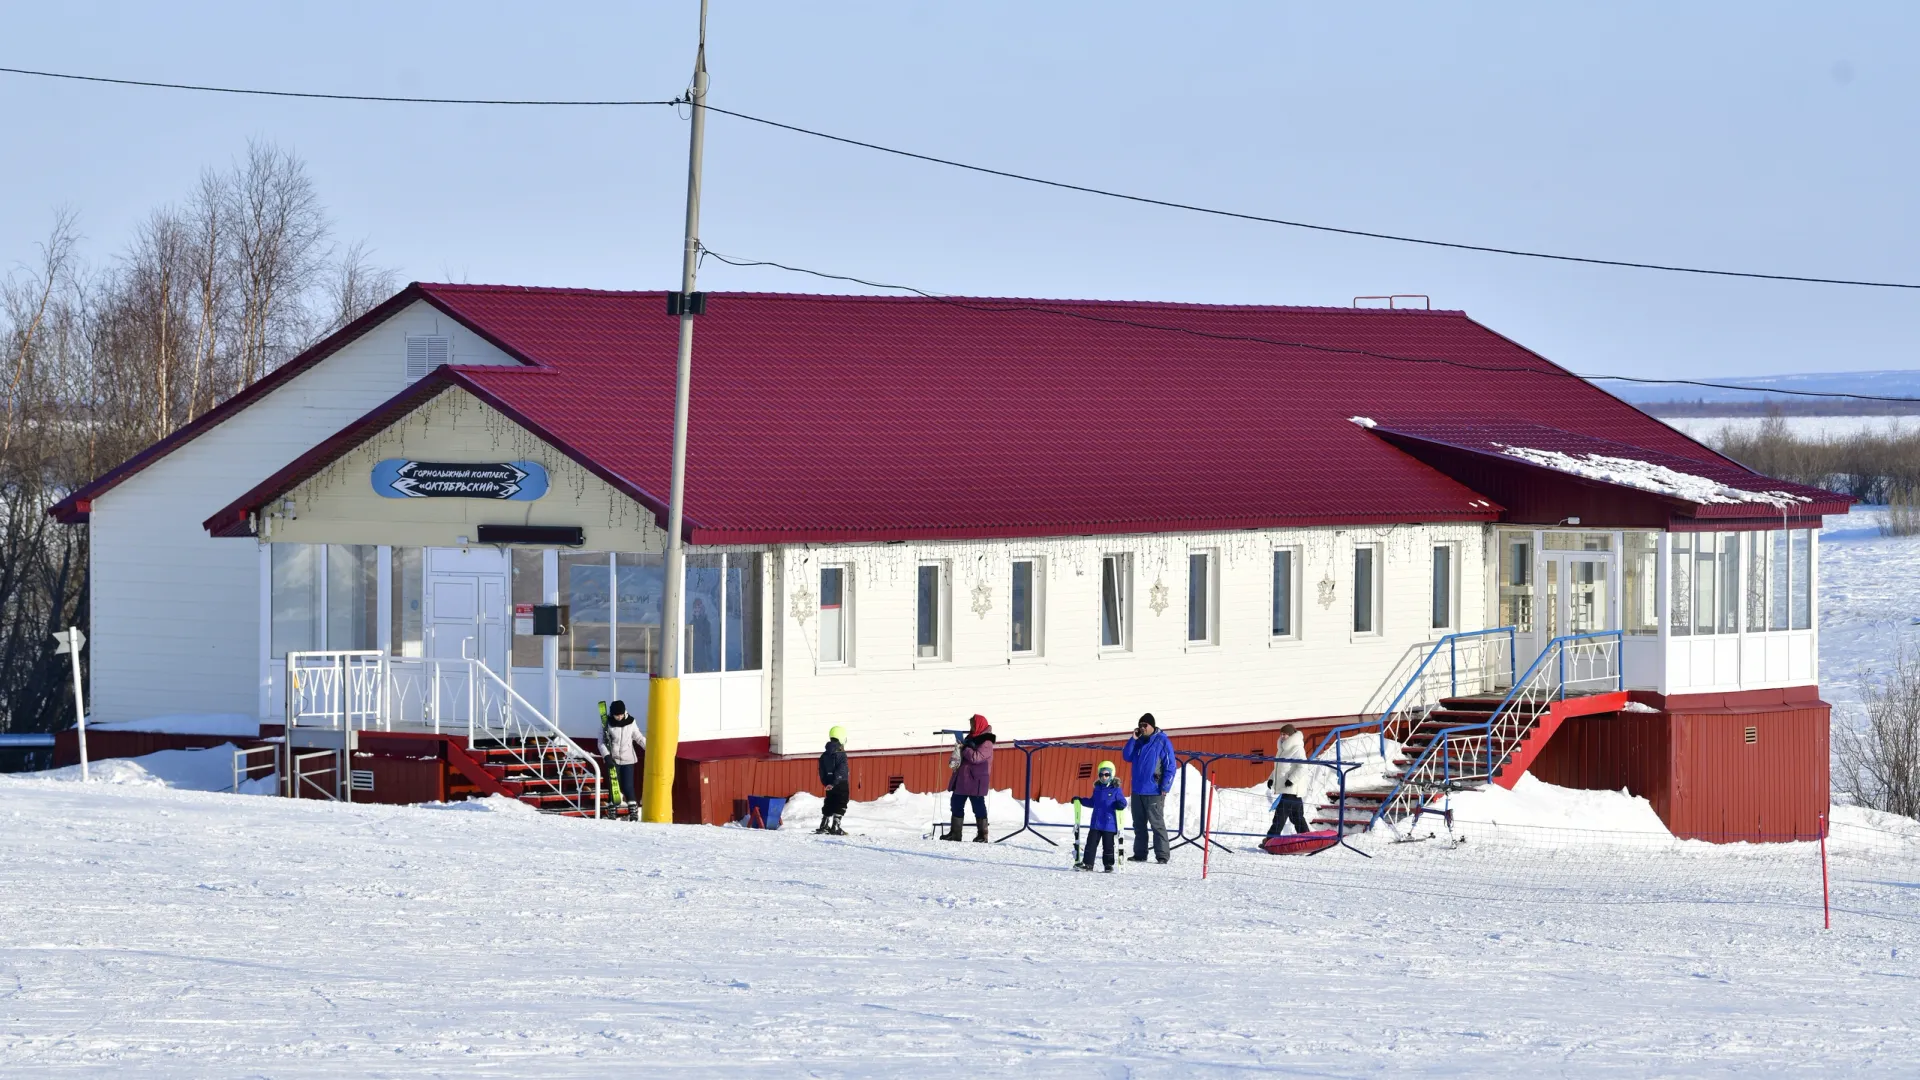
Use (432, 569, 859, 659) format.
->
(1260, 830, 1340, 855)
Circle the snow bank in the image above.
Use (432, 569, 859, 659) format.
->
(1496, 443, 1810, 508)
(87, 712, 259, 737)
(1446, 773, 1669, 834)
(24, 744, 274, 795)
(420, 793, 540, 815)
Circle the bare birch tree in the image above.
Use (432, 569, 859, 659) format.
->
(1837, 649, 1920, 820)
(232, 140, 328, 385)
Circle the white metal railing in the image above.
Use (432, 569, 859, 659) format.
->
(231, 744, 279, 794)
(282, 650, 600, 818)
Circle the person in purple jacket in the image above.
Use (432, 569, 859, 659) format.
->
(942, 713, 996, 843)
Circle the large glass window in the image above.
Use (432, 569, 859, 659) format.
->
(1718, 533, 1741, 634)
(1746, 531, 1769, 634)
(324, 545, 378, 650)
(685, 554, 725, 674)
(1431, 545, 1455, 631)
(820, 566, 849, 665)
(1271, 548, 1297, 639)
(511, 550, 545, 668)
(915, 562, 949, 661)
(1623, 532, 1658, 636)
(560, 552, 611, 672)
(1499, 534, 1534, 633)
(270, 543, 322, 658)
(1791, 529, 1813, 630)
(1692, 534, 1718, 636)
(1100, 554, 1131, 650)
(1771, 530, 1790, 631)
(724, 553, 763, 672)
(1668, 535, 1690, 637)
(390, 547, 424, 658)
(1188, 551, 1216, 644)
(1353, 545, 1380, 634)
(1010, 559, 1040, 656)
(617, 553, 665, 676)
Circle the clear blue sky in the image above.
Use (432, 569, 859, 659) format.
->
(4, 1, 1916, 382)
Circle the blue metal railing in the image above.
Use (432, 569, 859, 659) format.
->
(1368, 629, 1624, 829)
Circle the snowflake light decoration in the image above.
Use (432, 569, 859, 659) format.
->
(1317, 576, 1337, 609)
(1148, 578, 1170, 616)
(789, 579, 816, 624)
(971, 579, 993, 618)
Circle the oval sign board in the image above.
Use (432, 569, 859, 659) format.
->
(372, 460, 549, 501)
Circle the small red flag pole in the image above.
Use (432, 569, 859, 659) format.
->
(1812, 810, 1827, 930)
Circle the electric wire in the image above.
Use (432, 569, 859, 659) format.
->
(699, 248, 1920, 403)
(0, 65, 674, 106)
(5, 63, 1919, 292)
(699, 105, 1920, 292)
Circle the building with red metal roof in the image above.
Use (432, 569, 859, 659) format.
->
(49, 284, 1843, 838)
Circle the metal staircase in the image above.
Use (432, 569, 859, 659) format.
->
(1310, 630, 1626, 834)
(284, 651, 602, 817)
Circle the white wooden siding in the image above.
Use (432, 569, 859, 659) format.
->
(771, 525, 1487, 754)
(85, 301, 519, 723)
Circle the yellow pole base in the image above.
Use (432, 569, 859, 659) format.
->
(643, 677, 681, 823)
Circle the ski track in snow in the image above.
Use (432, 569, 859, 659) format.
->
(1, 775, 1916, 1077)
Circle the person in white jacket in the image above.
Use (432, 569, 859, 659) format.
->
(601, 700, 645, 813)
(1265, 724, 1310, 837)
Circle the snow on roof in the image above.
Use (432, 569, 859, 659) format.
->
(1348, 416, 1378, 428)
(1494, 445, 1813, 508)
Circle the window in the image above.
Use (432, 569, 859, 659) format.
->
(1670, 534, 1692, 637)
(559, 551, 612, 672)
(1679, 533, 1746, 636)
(1770, 530, 1790, 631)
(325, 545, 378, 650)
(1430, 544, 1455, 631)
(616, 552, 665, 675)
(1499, 534, 1533, 633)
(1623, 532, 1658, 636)
(1791, 529, 1813, 630)
(685, 554, 725, 674)
(819, 566, 850, 665)
(270, 543, 322, 658)
(1187, 550, 1217, 644)
(1271, 548, 1298, 639)
(1353, 544, 1380, 635)
(1010, 558, 1041, 656)
(916, 562, 949, 661)
(511, 550, 546, 668)
(1100, 554, 1131, 650)
(724, 553, 764, 672)
(1719, 533, 1741, 634)
(1746, 531, 1769, 634)
(405, 334, 450, 379)
(390, 547, 424, 658)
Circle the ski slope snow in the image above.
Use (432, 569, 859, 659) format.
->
(1, 771, 1915, 1077)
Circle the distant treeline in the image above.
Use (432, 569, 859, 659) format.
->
(1704, 415, 1920, 505)
(1640, 399, 1920, 418)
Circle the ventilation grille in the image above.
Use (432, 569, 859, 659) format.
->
(886, 775, 905, 794)
(1077, 762, 1093, 780)
(350, 769, 376, 792)
(1744, 726, 1758, 745)
(405, 335, 451, 379)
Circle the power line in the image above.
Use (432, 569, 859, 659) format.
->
(700, 105, 1920, 292)
(7, 63, 1918, 294)
(699, 247, 1920, 403)
(0, 65, 675, 106)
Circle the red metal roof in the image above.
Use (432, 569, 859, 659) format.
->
(189, 283, 1843, 544)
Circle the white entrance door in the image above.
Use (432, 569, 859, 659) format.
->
(426, 547, 509, 722)
(1529, 551, 1617, 679)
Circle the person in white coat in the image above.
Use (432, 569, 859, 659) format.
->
(602, 699, 645, 813)
(1265, 723, 1310, 836)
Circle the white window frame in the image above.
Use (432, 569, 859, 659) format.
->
(1009, 556, 1044, 659)
(1430, 542, 1459, 633)
(1099, 553, 1133, 654)
(818, 563, 853, 669)
(915, 560, 951, 665)
(1352, 542, 1383, 638)
(1186, 547, 1219, 647)
(1269, 545, 1301, 644)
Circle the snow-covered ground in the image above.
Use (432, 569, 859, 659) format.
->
(2, 765, 1915, 1076)
(1818, 505, 1920, 725)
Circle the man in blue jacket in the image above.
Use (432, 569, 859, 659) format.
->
(1121, 712, 1177, 863)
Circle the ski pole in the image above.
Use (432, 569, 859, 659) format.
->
(1072, 797, 1083, 866)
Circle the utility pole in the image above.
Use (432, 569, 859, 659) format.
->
(645, 0, 709, 824)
